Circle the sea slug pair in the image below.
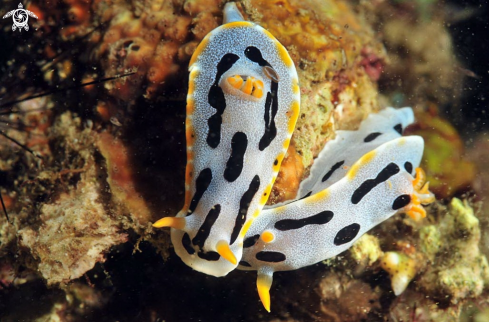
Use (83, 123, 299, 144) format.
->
(153, 2, 434, 312)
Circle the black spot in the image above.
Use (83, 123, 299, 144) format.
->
(392, 194, 411, 210)
(404, 162, 413, 174)
(258, 80, 279, 151)
(394, 123, 403, 134)
(230, 175, 261, 245)
(256, 251, 286, 263)
(275, 211, 334, 231)
(197, 251, 220, 261)
(298, 191, 313, 201)
(192, 205, 221, 249)
(243, 234, 260, 248)
(239, 261, 252, 267)
(351, 163, 400, 204)
(363, 132, 382, 143)
(182, 233, 195, 255)
(322, 160, 345, 183)
(334, 223, 361, 246)
(224, 132, 248, 182)
(188, 168, 212, 216)
(244, 46, 270, 67)
(274, 159, 278, 166)
(207, 53, 240, 148)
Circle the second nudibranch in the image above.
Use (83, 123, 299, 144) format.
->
(153, 3, 300, 276)
(239, 135, 435, 312)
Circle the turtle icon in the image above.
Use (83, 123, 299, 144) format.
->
(3, 3, 38, 32)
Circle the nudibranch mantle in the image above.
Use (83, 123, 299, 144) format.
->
(154, 2, 300, 276)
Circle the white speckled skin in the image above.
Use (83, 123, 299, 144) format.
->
(169, 3, 300, 277)
(240, 135, 424, 275)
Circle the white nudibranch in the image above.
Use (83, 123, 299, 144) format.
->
(239, 132, 434, 311)
(153, 2, 300, 276)
(152, 2, 435, 313)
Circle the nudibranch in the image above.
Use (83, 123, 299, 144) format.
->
(153, 2, 300, 276)
(238, 110, 435, 312)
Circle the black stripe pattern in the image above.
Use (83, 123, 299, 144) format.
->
(256, 251, 286, 263)
(404, 162, 413, 174)
(392, 194, 411, 210)
(351, 163, 400, 204)
(243, 234, 260, 248)
(334, 223, 360, 246)
(363, 132, 382, 142)
(192, 205, 221, 249)
(224, 132, 248, 182)
(274, 211, 334, 231)
(394, 123, 403, 134)
(182, 233, 195, 255)
(207, 53, 240, 148)
(244, 46, 279, 152)
(322, 160, 345, 182)
(259, 81, 279, 151)
(230, 175, 261, 244)
(197, 251, 220, 261)
(188, 168, 212, 216)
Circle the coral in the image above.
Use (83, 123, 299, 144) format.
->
(91, 0, 224, 101)
(349, 233, 383, 267)
(316, 272, 381, 321)
(389, 289, 463, 321)
(17, 113, 128, 285)
(18, 180, 127, 285)
(417, 198, 489, 303)
(418, 224, 442, 262)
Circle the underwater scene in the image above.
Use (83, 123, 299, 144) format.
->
(0, 0, 488, 321)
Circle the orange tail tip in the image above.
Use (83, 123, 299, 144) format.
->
(216, 240, 237, 265)
(153, 217, 186, 229)
(257, 273, 273, 312)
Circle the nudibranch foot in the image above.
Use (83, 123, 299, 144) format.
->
(404, 167, 435, 221)
(256, 270, 273, 312)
